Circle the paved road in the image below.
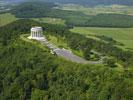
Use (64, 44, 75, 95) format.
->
(38, 38, 103, 64)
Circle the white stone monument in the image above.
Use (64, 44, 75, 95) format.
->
(28, 26, 44, 40)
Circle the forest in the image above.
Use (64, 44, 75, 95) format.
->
(85, 14, 133, 28)
(46, 0, 133, 6)
(0, 19, 133, 100)
(10, 2, 133, 27)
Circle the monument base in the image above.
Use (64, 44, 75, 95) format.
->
(28, 36, 45, 40)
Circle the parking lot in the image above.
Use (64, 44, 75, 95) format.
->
(38, 38, 103, 64)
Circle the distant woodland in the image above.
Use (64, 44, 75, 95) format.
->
(6, 0, 133, 6)
(10, 2, 133, 27)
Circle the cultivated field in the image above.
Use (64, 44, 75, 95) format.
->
(57, 4, 133, 15)
(71, 27, 133, 50)
(0, 13, 17, 26)
(33, 18, 66, 26)
(0, 13, 66, 26)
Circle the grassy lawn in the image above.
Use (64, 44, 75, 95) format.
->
(20, 34, 49, 51)
(0, 13, 17, 26)
(32, 17, 66, 26)
(71, 27, 133, 50)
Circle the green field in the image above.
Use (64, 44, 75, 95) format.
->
(0, 13, 17, 26)
(0, 13, 66, 26)
(56, 4, 133, 27)
(57, 4, 133, 16)
(33, 17, 66, 26)
(71, 27, 133, 50)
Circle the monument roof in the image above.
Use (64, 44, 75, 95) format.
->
(31, 26, 42, 31)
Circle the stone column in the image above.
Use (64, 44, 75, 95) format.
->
(35, 31, 37, 37)
(32, 31, 33, 37)
(33, 31, 35, 37)
(40, 31, 41, 37)
(36, 31, 38, 37)
(37, 31, 38, 37)
(38, 31, 40, 37)
(41, 31, 43, 36)
(31, 31, 32, 37)
(34, 31, 35, 37)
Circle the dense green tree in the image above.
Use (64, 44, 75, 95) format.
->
(0, 19, 132, 100)
(83, 48, 91, 60)
(10, 2, 133, 27)
(104, 58, 117, 68)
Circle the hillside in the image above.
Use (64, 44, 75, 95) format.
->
(4, 0, 133, 6)
(0, 1, 133, 100)
(10, 2, 133, 27)
(49, 0, 133, 6)
(10, 2, 91, 26)
(71, 27, 133, 50)
(0, 19, 133, 100)
(86, 14, 133, 28)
